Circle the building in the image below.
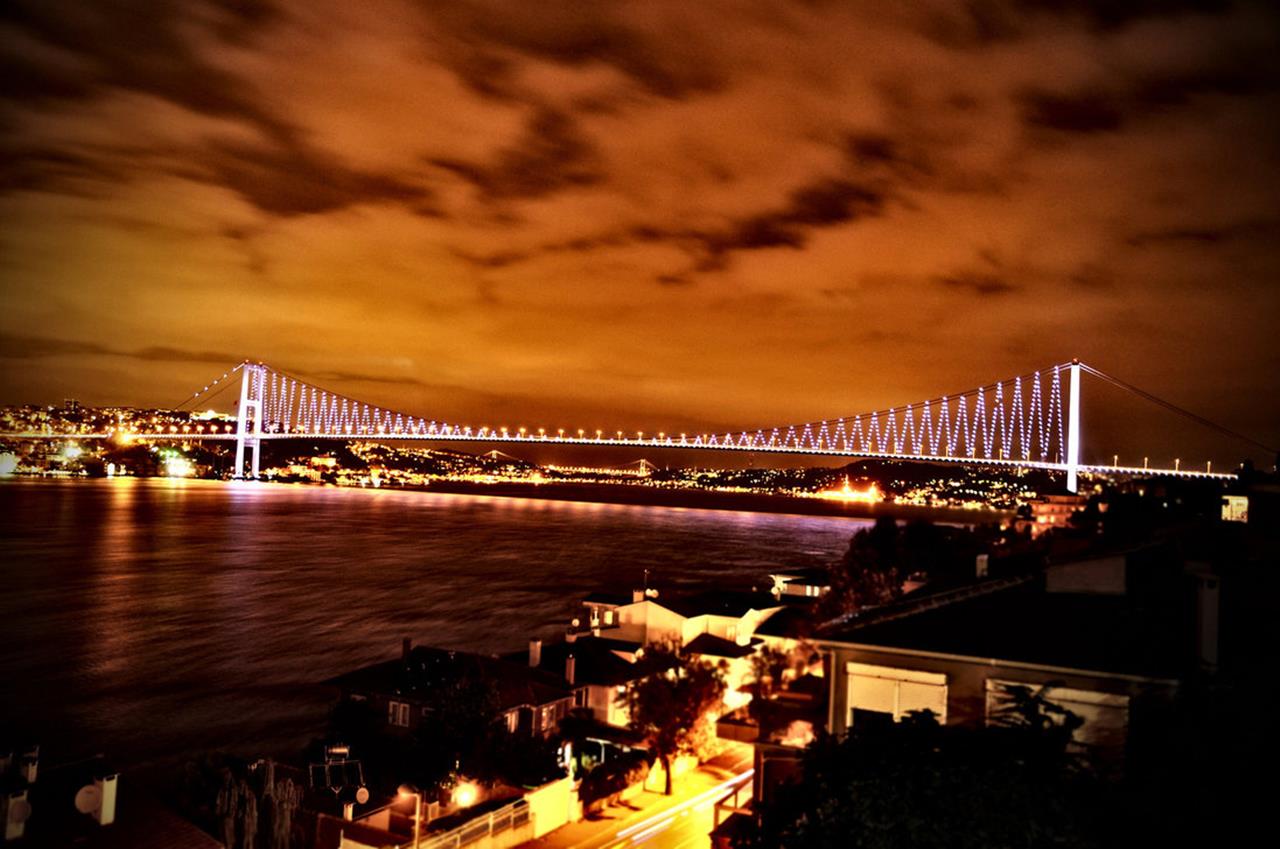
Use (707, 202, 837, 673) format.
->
(571, 588, 784, 650)
(768, 568, 831, 600)
(713, 548, 1220, 844)
(509, 636, 648, 728)
(818, 548, 1212, 766)
(327, 640, 575, 738)
(1016, 492, 1089, 537)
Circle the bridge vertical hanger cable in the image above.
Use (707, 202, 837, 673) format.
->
(174, 358, 1237, 481)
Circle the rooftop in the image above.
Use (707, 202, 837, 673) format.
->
(754, 606, 819, 639)
(819, 580, 1188, 681)
(583, 591, 633, 606)
(658, 589, 782, 619)
(326, 645, 573, 712)
(683, 632, 761, 659)
(769, 567, 831, 584)
(504, 637, 646, 687)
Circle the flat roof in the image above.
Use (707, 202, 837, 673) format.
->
(327, 645, 573, 712)
(819, 582, 1187, 681)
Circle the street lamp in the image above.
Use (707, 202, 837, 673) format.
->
(398, 784, 421, 849)
(453, 781, 478, 808)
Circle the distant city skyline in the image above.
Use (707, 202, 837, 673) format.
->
(1, 1, 1277, 459)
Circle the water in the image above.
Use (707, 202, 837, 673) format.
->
(0, 479, 866, 772)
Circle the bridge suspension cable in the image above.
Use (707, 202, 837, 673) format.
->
(1079, 363, 1277, 455)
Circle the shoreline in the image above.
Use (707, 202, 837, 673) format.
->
(4, 474, 1011, 524)
(400, 478, 1009, 524)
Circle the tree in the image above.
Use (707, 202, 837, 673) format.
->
(825, 516, 905, 615)
(624, 643, 726, 795)
(738, 709, 1107, 849)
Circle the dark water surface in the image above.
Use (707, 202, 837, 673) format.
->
(0, 479, 866, 772)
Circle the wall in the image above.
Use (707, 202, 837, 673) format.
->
(523, 776, 579, 839)
(614, 601, 686, 645)
(822, 643, 1178, 760)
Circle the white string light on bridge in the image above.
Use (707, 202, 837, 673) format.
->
(231, 362, 1074, 467)
(686, 364, 1069, 463)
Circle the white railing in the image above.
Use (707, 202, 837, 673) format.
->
(408, 799, 531, 849)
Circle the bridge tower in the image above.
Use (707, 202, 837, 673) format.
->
(233, 363, 263, 480)
(1066, 359, 1081, 493)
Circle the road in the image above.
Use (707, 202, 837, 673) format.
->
(537, 750, 753, 849)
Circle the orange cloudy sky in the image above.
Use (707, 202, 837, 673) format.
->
(1, 0, 1277, 463)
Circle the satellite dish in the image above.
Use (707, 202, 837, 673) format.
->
(355, 786, 370, 805)
(7, 799, 31, 825)
(74, 785, 101, 815)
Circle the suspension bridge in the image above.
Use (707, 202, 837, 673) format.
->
(6, 358, 1267, 493)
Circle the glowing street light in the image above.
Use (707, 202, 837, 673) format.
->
(453, 781, 478, 808)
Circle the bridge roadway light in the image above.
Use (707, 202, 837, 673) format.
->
(596, 429, 603, 441)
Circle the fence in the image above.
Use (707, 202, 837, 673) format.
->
(408, 799, 531, 849)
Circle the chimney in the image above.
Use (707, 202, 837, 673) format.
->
(565, 654, 576, 687)
(402, 637, 412, 662)
(632, 589, 644, 603)
(529, 639, 542, 669)
(19, 746, 37, 785)
(93, 772, 117, 826)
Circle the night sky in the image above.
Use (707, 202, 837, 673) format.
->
(1, 1, 1277, 463)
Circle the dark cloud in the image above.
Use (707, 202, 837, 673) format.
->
(0, 1, 438, 217)
(0, 332, 241, 365)
(299, 369, 426, 387)
(1020, 90, 1124, 133)
(0, 0, 285, 132)
(693, 178, 886, 270)
(1018, 0, 1232, 31)
(423, 1, 727, 99)
(1125, 220, 1279, 248)
(923, 0, 1235, 48)
(0, 148, 125, 196)
(200, 139, 433, 217)
(934, 271, 1018, 296)
(430, 106, 602, 200)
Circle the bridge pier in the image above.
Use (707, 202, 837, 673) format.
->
(1066, 360, 1081, 493)
(233, 363, 262, 480)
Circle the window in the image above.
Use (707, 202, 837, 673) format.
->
(387, 700, 410, 728)
(504, 710, 518, 733)
(847, 663, 947, 725)
(574, 688, 588, 708)
(604, 610, 614, 625)
(985, 680, 1128, 749)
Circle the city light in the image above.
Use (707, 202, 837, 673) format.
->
(817, 477, 882, 504)
(453, 781, 478, 808)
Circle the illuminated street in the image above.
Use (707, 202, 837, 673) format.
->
(520, 750, 752, 849)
